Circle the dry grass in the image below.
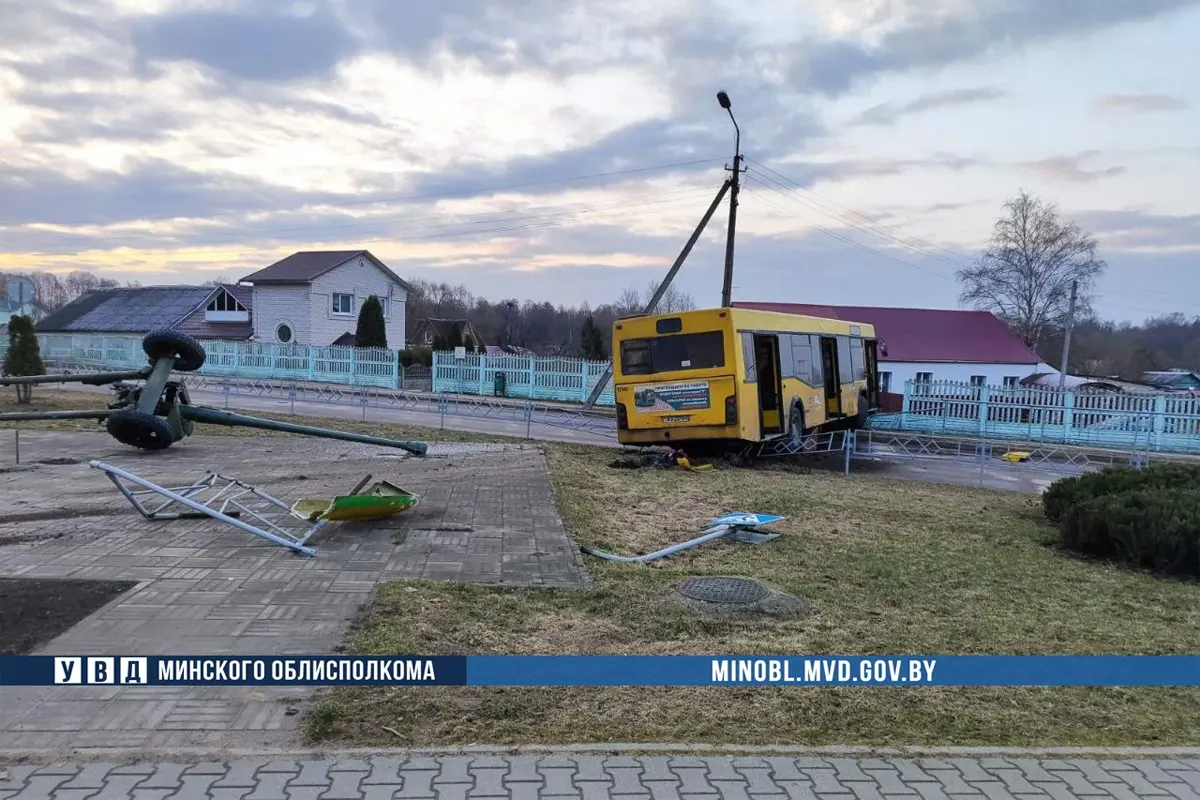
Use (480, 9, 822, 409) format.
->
(315, 446, 1200, 747)
(0, 388, 506, 444)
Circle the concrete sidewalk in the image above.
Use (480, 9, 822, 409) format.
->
(1, 753, 1198, 798)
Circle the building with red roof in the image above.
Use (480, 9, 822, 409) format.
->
(733, 302, 1055, 401)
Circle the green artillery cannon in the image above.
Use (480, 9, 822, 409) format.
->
(0, 329, 428, 456)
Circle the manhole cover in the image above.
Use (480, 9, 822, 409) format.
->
(677, 576, 769, 604)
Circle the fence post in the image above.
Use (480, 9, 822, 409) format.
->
(1062, 391, 1075, 444)
(393, 349, 401, 389)
(579, 361, 589, 402)
(901, 380, 912, 414)
(978, 385, 990, 435)
(1153, 393, 1167, 450)
(478, 354, 487, 396)
(529, 357, 538, 401)
(349, 347, 358, 386)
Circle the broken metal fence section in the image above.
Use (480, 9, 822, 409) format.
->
(90, 461, 324, 556)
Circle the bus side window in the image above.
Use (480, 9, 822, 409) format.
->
(777, 335, 793, 379)
(805, 335, 823, 387)
(836, 336, 854, 384)
(849, 337, 866, 381)
(790, 334, 813, 384)
(741, 333, 757, 382)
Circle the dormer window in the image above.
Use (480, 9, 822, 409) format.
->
(205, 288, 249, 322)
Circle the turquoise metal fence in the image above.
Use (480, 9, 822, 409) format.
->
(873, 379, 1200, 454)
(25, 333, 401, 389)
(432, 351, 615, 405)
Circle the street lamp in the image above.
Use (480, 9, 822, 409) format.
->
(717, 90, 742, 308)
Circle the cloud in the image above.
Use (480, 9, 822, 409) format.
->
(1095, 94, 1189, 113)
(790, 0, 1200, 96)
(1075, 209, 1200, 252)
(853, 87, 1005, 126)
(131, 5, 358, 82)
(1023, 153, 1126, 183)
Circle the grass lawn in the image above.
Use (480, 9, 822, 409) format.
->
(0, 388, 507, 444)
(315, 446, 1200, 747)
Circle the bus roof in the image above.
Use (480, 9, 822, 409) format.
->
(627, 306, 876, 337)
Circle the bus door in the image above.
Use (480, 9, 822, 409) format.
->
(819, 337, 842, 416)
(864, 339, 881, 409)
(753, 334, 783, 435)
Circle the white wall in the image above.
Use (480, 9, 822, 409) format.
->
(252, 285, 311, 344)
(308, 255, 407, 348)
(877, 361, 1051, 392)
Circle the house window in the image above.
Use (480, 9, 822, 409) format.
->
(879, 371, 892, 394)
(276, 323, 293, 343)
(332, 293, 353, 315)
(204, 288, 249, 322)
(915, 372, 933, 384)
(206, 291, 246, 313)
(377, 297, 388, 318)
(970, 375, 986, 387)
(1003, 376, 1019, 388)
(424, 330, 433, 344)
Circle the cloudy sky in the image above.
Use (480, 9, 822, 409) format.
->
(1, 0, 1197, 323)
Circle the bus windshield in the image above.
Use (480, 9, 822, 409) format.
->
(619, 331, 725, 376)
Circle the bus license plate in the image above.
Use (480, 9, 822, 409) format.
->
(663, 415, 690, 423)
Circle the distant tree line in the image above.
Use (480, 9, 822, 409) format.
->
(1038, 314, 1200, 381)
(402, 279, 696, 359)
(1, 270, 135, 311)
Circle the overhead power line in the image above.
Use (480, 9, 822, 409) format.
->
(745, 157, 972, 267)
(743, 174, 955, 281)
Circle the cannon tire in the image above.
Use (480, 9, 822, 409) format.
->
(143, 328, 206, 372)
(106, 409, 176, 451)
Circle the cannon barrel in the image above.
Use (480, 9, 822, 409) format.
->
(180, 405, 428, 456)
(0, 409, 111, 422)
(0, 369, 150, 387)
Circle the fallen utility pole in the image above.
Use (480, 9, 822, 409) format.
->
(582, 179, 732, 408)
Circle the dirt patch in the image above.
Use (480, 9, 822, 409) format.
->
(0, 578, 137, 654)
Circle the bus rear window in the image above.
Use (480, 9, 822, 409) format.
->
(620, 332, 725, 375)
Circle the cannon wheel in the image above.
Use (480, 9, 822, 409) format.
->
(106, 409, 176, 451)
(143, 328, 206, 372)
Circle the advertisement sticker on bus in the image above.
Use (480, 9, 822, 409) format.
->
(632, 382, 711, 413)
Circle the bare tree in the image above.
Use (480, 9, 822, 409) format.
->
(614, 281, 697, 316)
(957, 191, 1106, 348)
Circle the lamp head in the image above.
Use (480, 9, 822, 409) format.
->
(716, 90, 731, 110)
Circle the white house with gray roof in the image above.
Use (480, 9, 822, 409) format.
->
(239, 250, 409, 348)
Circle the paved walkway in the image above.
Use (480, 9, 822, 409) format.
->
(1, 754, 1199, 798)
(0, 432, 587, 752)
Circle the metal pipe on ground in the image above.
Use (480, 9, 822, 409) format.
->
(580, 524, 733, 563)
(179, 405, 428, 456)
(0, 410, 112, 421)
(0, 368, 150, 387)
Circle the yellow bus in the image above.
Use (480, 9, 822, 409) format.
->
(612, 307, 881, 448)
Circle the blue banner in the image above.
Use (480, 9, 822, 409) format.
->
(2, 655, 1199, 687)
